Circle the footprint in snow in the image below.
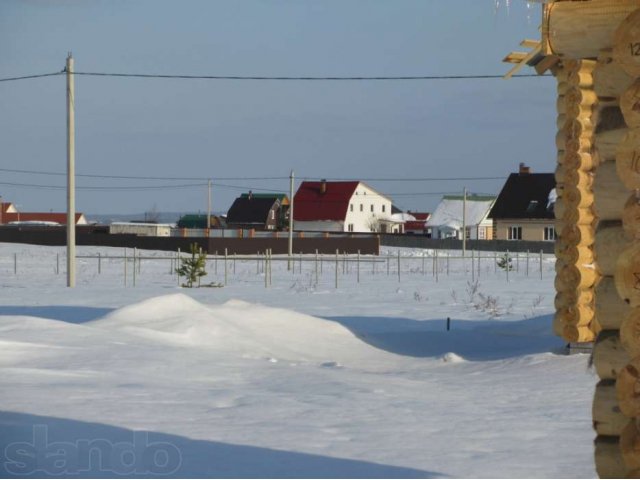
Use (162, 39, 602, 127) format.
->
(320, 361, 342, 368)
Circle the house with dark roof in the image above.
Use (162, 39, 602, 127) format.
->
(177, 214, 226, 229)
(488, 163, 556, 241)
(226, 192, 289, 231)
(293, 180, 401, 233)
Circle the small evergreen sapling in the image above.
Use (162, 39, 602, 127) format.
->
(176, 243, 207, 287)
(497, 252, 514, 271)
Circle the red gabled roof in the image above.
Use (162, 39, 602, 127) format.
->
(410, 212, 430, 221)
(2, 212, 84, 225)
(294, 181, 359, 221)
(405, 221, 427, 231)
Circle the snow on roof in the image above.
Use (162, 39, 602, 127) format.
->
(389, 212, 416, 222)
(426, 196, 496, 229)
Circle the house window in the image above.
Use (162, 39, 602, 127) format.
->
(370, 204, 374, 212)
(544, 226, 557, 241)
(465, 227, 471, 240)
(348, 223, 354, 232)
(508, 226, 522, 240)
(382, 205, 386, 213)
(271, 210, 275, 220)
(350, 204, 353, 212)
(479, 228, 486, 240)
(360, 204, 363, 212)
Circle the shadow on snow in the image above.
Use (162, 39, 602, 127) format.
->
(0, 411, 444, 479)
(0, 306, 113, 324)
(324, 314, 566, 361)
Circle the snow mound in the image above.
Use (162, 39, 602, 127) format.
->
(442, 352, 466, 363)
(90, 294, 391, 364)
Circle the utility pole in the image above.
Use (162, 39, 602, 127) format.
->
(66, 53, 76, 287)
(207, 179, 212, 230)
(288, 170, 294, 271)
(462, 187, 467, 257)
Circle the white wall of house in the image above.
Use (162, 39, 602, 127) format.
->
(344, 183, 393, 233)
(294, 220, 344, 232)
(110, 222, 172, 237)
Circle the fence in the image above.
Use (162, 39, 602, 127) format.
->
(0, 246, 555, 289)
(379, 234, 556, 254)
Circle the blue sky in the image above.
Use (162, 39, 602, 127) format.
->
(0, 0, 554, 216)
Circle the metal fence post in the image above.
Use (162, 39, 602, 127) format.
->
(335, 249, 339, 289)
(397, 251, 401, 283)
(540, 250, 543, 280)
(124, 248, 128, 287)
(471, 249, 475, 282)
(506, 250, 510, 283)
(357, 250, 360, 283)
(14, 253, 17, 275)
(224, 248, 228, 286)
(133, 247, 137, 287)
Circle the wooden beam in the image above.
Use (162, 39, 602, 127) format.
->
(520, 39, 541, 49)
(503, 52, 529, 64)
(504, 44, 543, 79)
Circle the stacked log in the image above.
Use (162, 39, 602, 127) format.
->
(554, 59, 600, 343)
(543, 3, 640, 476)
(610, 8, 640, 477)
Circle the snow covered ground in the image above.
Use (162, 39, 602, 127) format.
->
(0, 243, 596, 478)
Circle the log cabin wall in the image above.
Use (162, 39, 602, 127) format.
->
(553, 59, 600, 343)
(542, 1, 640, 477)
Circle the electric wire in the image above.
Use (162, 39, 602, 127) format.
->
(0, 71, 549, 83)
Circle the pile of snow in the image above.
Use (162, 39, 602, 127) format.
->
(91, 294, 394, 365)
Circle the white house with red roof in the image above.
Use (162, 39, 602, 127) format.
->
(293, 180, 401, 233)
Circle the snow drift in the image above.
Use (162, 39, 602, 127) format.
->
(90, 294, 393, 365)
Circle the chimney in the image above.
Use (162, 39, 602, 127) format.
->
(248, 190, 253, 200)
(519, 163, 531, 175)
(320, 179, 327, 195)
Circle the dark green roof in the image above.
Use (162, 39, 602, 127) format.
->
(240, 193, 287, 200)
(442, 194, 496, 202)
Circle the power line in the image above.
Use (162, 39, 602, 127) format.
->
(0, 167, 505, 183)
(0, 70, 549, 83)
(0, 167, 287, 181)
(0, 71, 63, 83)
(71, 71, 546, 81)
(0, 181, 206, 191)
(311, 176, 506, 182)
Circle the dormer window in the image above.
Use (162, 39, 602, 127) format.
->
(526, 200, 539, 213)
